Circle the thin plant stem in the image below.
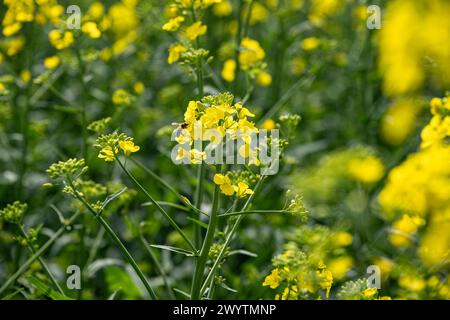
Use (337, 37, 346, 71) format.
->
(67, 177, 158, 300)
(233, 0, 244, 95)
(190, 4, 206, 249)
(218, 209, 288, 217)
(193, 163, 206, 248)
(200, 176, 265, 296)
(131, 158, 206, 216)
(142, 201, 191, 213)
(115, 156, 196, 252)
(18, 225, 64, 295)
(0, 211, 81, 296)
(191, 166, 221, 300)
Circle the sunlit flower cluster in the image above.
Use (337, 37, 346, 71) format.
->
(174, 92, 260, 166)
(379, 0, 450, 96)
(379, 96, 450, 266)
(95, 132, 140, 162)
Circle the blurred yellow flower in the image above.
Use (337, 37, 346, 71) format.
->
(184, 21, 207, 41)
(81, 22, 101, 39)
(389, 215, 425, 247)
(239, 37, 265, 70)
(44, 55, 60, 69)
(261, 119, 276, 130)
(363, 288, 377, 298)
(301, 37, 320, 51)
(379, 0, 450, 96)
(213, 0, 233, 17)
(133, 82, 145, 94)
(20, 70, 31, 83)
(168, 44, 187, 64)
(221, 59, 236, 82)
(333, 231, 353, 247)
(112, 89, 132, 106)
(87, 2, 105, 20)
(328, 256, 353, 280)
(162, 16, 184, 32)
(49, 30, 74, 50)
(398, 275, 426, 292)
(380, 99, 421, 146)
(348, 155, 384, 184)
(256, 71, 272, 86)
(245, 2, 269, 25)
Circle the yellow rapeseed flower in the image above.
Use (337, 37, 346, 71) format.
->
(301, 37, 320, 51)
(168, 44, 187, 64)
(81, 22, 101, 39)
(184, 21, 207, 41)
(256, 71, 272, 86)
(261, 119, 276, 130)
(98, 146, 118, 162)
(44, 55, 60, 69)
(118, 140, 140, 156)
(112, 89, 132, 106)
(234, 182, 253, 198)
(263, 269, 281, 289)
(162, 16, 185, 32)
(221, 59, 236, 82)
(49, 30, 74, 50)
(347, 155, 384, 184)
(133, 82, 145, 94)
(239, 37, 265, 70)
(213, 173, 235, 196)
(213, 1, 233, 17)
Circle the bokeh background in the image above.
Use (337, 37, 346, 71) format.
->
(0, 0, 449, 300)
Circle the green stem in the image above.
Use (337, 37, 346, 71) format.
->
(131, 158, 206, 216)
(193, 163, 206, 248)
(75, 46, 89, 299)
(218, 209, 288, 217)
(115, 157, 196, 252)
(0, 211, 81, 296)
(142, 201, 191, 213)
(200, 176, 265, 296)
(233, 0, 244, 96)
(68, 178, 158, 300)
(191, 166, 221, 300)
(19, 225, 64, 295)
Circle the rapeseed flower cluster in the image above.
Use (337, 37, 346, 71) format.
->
(174, 92, 260, 167)
(379, 0, 450, 96)
(162, 0, 212, 65)
(263, 243, 333, 299)
(379, 96, 450, 266)
(95, 132, 140, 162)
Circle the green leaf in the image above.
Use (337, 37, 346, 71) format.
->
(1, 289, 23, 300)
(87, 258, 124, 277)
(150, 244, 197, 257)
(104, 266, 141, 300)
(102, 187, 128, 211)
(28, 276, 73, 300)
(173, 288, 191, 299)
(228, 249, 257, 258)
(219, 282, 237, 293)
